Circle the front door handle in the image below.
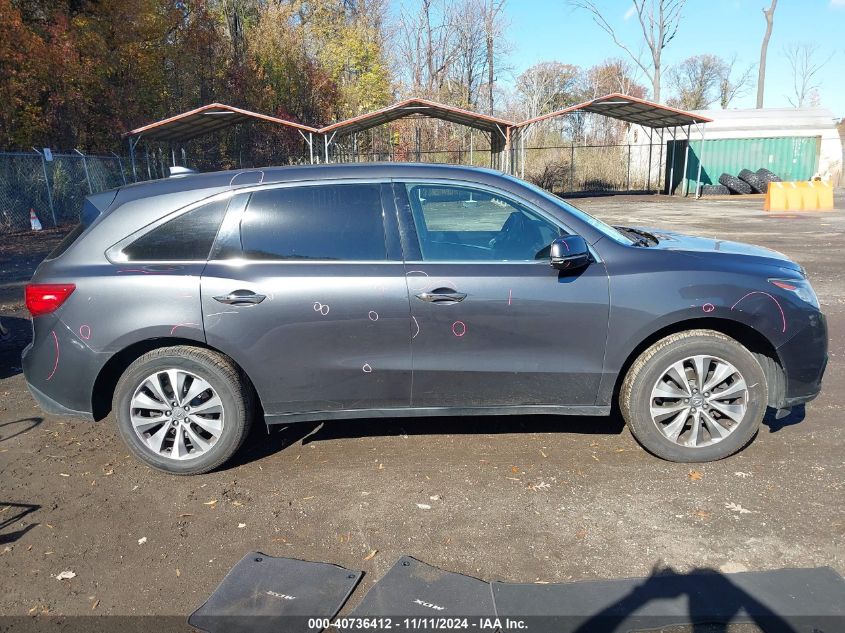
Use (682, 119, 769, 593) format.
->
(213, 289, 266, 305)
(415, 289, 467, 303)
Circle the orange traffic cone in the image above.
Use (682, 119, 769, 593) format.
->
(30, 208, 42, 231)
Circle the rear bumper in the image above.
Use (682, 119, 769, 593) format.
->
(26, 380, 94, 420)
(776, 310, 828, 407)
(21, 319, 102, 420)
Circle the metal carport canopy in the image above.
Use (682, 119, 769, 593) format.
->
(123, 103, 318, 142)
(515, 93, 713, 129)
(318, 98, 515, 137)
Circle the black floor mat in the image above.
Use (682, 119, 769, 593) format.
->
(491, 566, 845, 633)
(349, 556, 496, 621)
(188, 552, 362, 633)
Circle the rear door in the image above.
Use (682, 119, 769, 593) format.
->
(201, 181, 411, 417)
(394, 181, 610, 409)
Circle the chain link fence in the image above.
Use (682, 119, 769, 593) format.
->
(0, 151, 144, 234)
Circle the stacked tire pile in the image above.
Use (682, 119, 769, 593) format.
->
(700, 168, 782, 196)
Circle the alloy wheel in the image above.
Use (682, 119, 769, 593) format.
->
(649, 355, 748, 448)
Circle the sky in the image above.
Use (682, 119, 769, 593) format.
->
(403, 0, 845, 118)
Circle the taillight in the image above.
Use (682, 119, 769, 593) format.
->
(25, 283, 76, 317)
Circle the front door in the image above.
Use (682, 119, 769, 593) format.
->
(394, 181, 610, 409)
(201, 182, 411, 417)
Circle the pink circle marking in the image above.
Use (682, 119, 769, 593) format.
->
(702, 303, 715, 313)
(452, 321, 467, 337)
(79, 324, 91, 340)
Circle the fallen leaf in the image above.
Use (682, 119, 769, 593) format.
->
(694, 510, 712, 519)
(237, 523, 246, 529)
(363, 549, 378, 561)
(575, 529, 587, 539)
(232, 501, 243, 507)
(176, 568, 181, 577)
(91, 600, 99, 610)
(511, 466, 520, 473)
(302, 496, 315, 500)
(178, 513, 193, 518)
(59, 473, 70, 477)
(725, 502, 752, 514)
(55, 570, 76, 581)
(429, 495, 441, 501)
(591, 455, 599, 462)
(416, 503, 431, 510)
(688, 470, 703, 481)
(734, 471, 752, 478)
(203, 500, 218, 506)
(137, 537, 147, 545)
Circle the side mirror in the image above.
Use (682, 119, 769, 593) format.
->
(550, 235, 591, 271)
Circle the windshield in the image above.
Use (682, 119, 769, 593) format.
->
(517, 179, 635, 245)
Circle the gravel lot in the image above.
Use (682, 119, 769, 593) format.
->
(1, 191, 842, 625)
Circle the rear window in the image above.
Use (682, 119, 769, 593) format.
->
(236, 184, 387, 261)
(123, 199, 228, 261)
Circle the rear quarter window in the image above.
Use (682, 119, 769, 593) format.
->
(123, 198, 228, 261)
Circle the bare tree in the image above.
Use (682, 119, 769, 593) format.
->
(569, 0, 687, 102)
(719, 55, 755, 109)
(666, 54, 725, 110)
(783, 42, 833, 108)
(483, 0, 507, 114)
(515, 61, 580, 120)
(755, 0, 776, 109)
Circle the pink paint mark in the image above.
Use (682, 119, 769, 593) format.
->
(313, 302, 330, 316)
(46, 330, 59, 381)
(452, 321, 467, 337)
(508, 289, 512, 306)
(702, 303, 715, 313)
(368, 311, 379, 321)
(78, 324, 91, 340)
(411, 316, 420, 339)
(362, 363, 373, 373)
(730, 291, 787, 333)
(170, 322, 199, 335)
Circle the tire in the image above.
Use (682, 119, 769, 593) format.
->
(738, 169, 766, 193)
(718, 173, 753, 195)
(700, 184, 730, 196)
(113, 346, 254, 475)
(620, 330, 768, 462)
(756, 168, 782, 184)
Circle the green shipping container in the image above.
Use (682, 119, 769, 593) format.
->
(667, 136, 820, 194)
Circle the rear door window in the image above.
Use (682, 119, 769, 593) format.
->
(123, 198, 228, 261)
(237, 184, 387, 261)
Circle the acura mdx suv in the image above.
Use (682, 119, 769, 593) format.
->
(22, 164, 827, 474)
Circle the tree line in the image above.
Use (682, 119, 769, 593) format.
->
(0, 0, 833, 160)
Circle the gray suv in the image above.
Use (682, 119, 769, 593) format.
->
(23, 164, 827, 474)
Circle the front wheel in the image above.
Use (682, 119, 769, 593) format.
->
(113, 346, 253, 475)
(620, 330, 768, 462)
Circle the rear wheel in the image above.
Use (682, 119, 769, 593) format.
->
(620, 330, 768, 462)
(113, 346, 253, 475)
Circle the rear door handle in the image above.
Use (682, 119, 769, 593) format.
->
(415, 289, 467, 303)
(213, 289, 266, 305)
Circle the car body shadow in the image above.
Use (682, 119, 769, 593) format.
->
(225, 413, 625, 471)
(763, 404, 806, 433)
(0, 315, 31, 379)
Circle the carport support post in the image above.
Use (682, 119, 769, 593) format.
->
(668, 127, 677, 195)
(520, 129, 525, 179)
(646, 128, 654, 192)
(569, 144, 575, 193)
(626, 144, 631, 191)
(681, 124, 691, 196)
(657, 129, 664, 195)
(694, 123, 707, 198)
